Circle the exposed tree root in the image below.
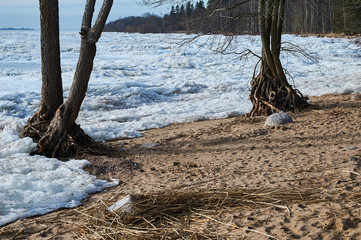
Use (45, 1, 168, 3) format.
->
(21, 113, 50, 142)
(249, 73, 309, 116)
(37, 122, 97, 158)
(21, 113, 99, 158)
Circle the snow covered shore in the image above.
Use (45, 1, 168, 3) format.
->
(0, 31, 360, 226)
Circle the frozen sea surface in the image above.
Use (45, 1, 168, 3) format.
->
(1, 31, 361, 140)
(0, 31, 360, 226)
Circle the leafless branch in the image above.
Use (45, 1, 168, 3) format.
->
(139, 0, 171, 8)
(92, 0, 114, 41)
(81, 0, 96, 33)
(80, 0, 114, 44)
(281, 41, 325, 76)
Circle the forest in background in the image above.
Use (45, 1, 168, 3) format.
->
(104, 0, 361, 35)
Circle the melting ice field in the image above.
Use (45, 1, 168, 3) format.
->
(0, 31, 360, 226)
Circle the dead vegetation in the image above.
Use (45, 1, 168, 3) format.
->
(76, 187, 323, 240)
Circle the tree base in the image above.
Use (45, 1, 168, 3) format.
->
(21, 113, 50, 142)
(38, 123, 95, 158)
(21, 113, 97, 158)
(249, 73, 309, 116)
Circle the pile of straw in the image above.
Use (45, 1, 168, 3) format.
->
(76, 187, 321, 239)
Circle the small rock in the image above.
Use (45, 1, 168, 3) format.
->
(343, 145, 357, 151)
(265, 112, 293, 126)
(107, 194, 138, 214)
(141, 142, 161, 148)
(351, 93, 361, 101)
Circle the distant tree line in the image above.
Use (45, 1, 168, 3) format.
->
(104, 1, 207, 33)
(283, 0, 361, 34)
(104, 0, 361, 35)
(104, 14, 165, 33)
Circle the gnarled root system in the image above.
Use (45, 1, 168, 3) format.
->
(249, 73, 309, 116)
(21, 113, 95, 158)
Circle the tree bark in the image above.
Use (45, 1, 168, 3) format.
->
(60, 0, 113, 127)
(21, 0, 63, 141)
(27, 0, 114, 157)
(249, 0, 308, 116)
(39, 0, 63, 118)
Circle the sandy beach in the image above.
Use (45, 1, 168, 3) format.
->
(1, 94, 361, 239)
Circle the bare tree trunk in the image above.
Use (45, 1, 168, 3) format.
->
(35, 0, 114, 157)
(249, 0, 308, 116)
(21, 0, 63, 141)
(343, 0, 347, 31)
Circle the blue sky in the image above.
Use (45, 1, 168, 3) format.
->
(0, 0, 169, 30)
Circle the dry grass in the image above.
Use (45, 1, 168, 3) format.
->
(75, 187, 323, 240)
(74, 150, 361, 239)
